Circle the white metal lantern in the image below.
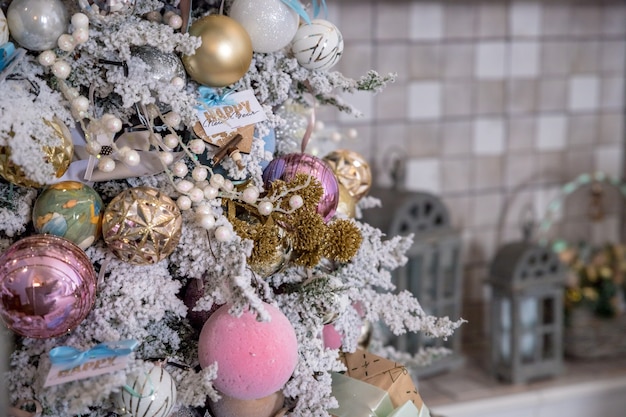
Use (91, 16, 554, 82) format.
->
(364, 189, 464, 377)
(489, 242, 565, 384)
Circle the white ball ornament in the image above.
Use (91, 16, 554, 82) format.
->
(163, 112, 181, 128)
(176, 180, 194, 193)
(7, 0, 69, 51)
(0, 9, 8, 45)
(198, 213, 215, 229)
(123, 149, 141, 166)
(172, 161, 188, 177)
(114, 365, 177, 417)
(164, 134, 180, 149)
(73, 27, 89, 44)
(291, 19, 344, 71)
(168, 14, 183, 30)
(203, 185, 219, 200)
(51, 60, 71, 79)
(57, 34, 75, 52)
(192, 166, 208, 182)
(209, 174, 225, 188)
(229, 0, 299, 53)
(159, 151, 174, 165)
(289, 195, 304, 209)
(102, 114, 123, 133)
(188, 187, 205, 202)
(37, 50, 56, 66)
(71, 13, 89, 29)
(242, 186, 259, 204)
(214, 225, 232, 242)
(258, 201, 274, 216)
(177, 195, 192, 211)
(98, 156, 116, 172)
(71, 96, 90, 113)
(189, 139, 206, 154)
(222, 179, 234, 192)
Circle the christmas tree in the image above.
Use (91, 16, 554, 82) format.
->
(0, 1, 461, 416)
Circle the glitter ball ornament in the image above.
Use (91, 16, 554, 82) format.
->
(229, 0, 299, 53)
(114, 365, 177, 417)
(262, 153, 339, 222)
(182, 15, 253, 87)
(33, 181, 104, 250)
(0, 9, 8, 45)
(198, 303, 298, 400)
(0, 119, 74, 188)
(131, 45, 186, 94)
(290, 19, 343, 71)
(102, 186, 183, 265)
(0, 235, 97, 338)
(7, 0, 68, 51)
(324, 149, 372, 201)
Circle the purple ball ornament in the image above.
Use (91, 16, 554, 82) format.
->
(0, 235, 97, 338)
(262, 153, 339, 222)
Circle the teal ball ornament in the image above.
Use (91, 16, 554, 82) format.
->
(33, 181, 104, 250)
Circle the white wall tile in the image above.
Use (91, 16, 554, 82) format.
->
(403, 158, 441, 193)
(338, 90, 374, 123)
(408, 81, 442, 120)
(475, 42, 507, 79)
(600, 76, 625, 110)
(510, 1, 542, 38)
(536, 114, 567, 151)
(568, 75, 600, 112)
(376, 2, 410, 40)
(510, 41, 540, 78)
(473, 118, 505, 155)
(410, 2, 443, 41)
(594, 145, 623, 179)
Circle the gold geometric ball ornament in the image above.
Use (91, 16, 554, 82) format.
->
(102, 186, 183, 265)
(323, 149, 372, 202)
(0, 118, 73, 188)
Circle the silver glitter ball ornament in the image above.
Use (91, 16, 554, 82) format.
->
(132, 45, 186, 85)
(7, 0, 68, 51)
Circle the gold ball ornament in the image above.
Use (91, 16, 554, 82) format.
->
(102, 186, 182, 265)
(336, 183, 356, 218)
(0, 118, 73, 188)
(182, 14, 253, 87)
(324, 149, 372, 201)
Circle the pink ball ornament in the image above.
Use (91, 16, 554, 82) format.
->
(322, 324, 342, 350)
(0, 235, 97, 338)
(198, 303, 298, 400)
(262, 153, 339, 222)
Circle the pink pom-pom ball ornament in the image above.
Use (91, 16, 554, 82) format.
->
(198, 303, 298, 400)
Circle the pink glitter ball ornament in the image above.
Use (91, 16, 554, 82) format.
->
(0, 235, 97, 338)
(262, 153, 339, 222)
(198, 303, 299, 400)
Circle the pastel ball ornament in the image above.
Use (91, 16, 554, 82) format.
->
(229, 0, 299, 53)
(198, 303, 299, 400)
(33, 181, 104, 250)
(0, 235, 97, 338)
(182, 14, 253, 87)
(7, 0, 69, 51)
(291, 19, 344, 70)
(114, 365, 176, 417)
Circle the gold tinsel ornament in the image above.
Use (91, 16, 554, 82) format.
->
(102, 186, 183, 265)
(0, 118, 73, 188)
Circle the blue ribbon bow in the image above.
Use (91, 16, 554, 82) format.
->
(312, 0, 328, 19)
(195, 86, 237, 110)
(49, 339, 140, 370)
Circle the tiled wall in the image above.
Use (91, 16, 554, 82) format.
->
(320, 1, 626, 339)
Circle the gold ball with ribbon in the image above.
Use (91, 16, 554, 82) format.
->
(102, 186, 182, 265)
(182, 14, 253, 87)
(0, 118, 73, 188)
(323, 149, 372, 202)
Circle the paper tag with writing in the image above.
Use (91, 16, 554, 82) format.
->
(195, 89, 267, 137)
(44, 354, 131, 387)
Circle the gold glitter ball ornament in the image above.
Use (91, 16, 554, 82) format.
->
(102, 186, 182, 265)
(182, 14, 253, 87)
(323, 149, 372, 202)
(0, 118, 73, 188)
